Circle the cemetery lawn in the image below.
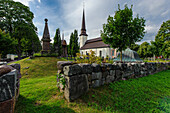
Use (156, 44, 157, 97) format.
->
(13, 57, 170, 113)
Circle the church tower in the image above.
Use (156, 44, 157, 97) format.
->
(79, 9, 88, 48)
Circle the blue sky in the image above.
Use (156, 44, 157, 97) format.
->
(14, 0, 170, 44)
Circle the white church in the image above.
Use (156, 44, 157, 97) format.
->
(79, 9, 117, 58)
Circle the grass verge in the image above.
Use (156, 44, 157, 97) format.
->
(14, 57, 170, 113)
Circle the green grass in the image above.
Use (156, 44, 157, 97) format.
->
(14, 57, 170, 113)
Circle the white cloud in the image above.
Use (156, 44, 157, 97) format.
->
(14, 0, 40, 6)
(145, 25, 159, 33)
(26, 0, 169, 45)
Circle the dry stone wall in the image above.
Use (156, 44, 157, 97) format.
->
(0, 64, 21, 113)
(57, 61, 169, 102)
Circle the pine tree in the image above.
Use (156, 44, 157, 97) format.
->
(53, 28, 62, 56)
(72, 30, 79, 57)
(68, 33, 74, 58)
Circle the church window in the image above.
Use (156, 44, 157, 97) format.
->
(100, 51, 102, 57)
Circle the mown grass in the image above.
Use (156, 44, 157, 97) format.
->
(14, 57, 170, 113)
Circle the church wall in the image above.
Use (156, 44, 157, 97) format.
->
(80, 47, 115, 58)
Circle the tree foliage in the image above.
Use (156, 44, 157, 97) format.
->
(68, 33, 74, 57)
(68, 30, 79, 58)
(0, 29, 15, 58)
(137, 42, 152, 58)
(72, 30, 79, 57)
(0, 0, 41, 59)
(152, 20, 170, 58)
(101, 4, 145, 61)
(53, 28, 62, 56)
(130, 43, 140, 52)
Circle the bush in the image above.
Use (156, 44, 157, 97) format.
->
(76, 50, 102, 64)
(33, 53, 58, 57)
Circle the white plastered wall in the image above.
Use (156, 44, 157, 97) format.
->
(80, 35, 87, 48)
(80, 47, 116, 58)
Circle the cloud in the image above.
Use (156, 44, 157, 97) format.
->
(14, 0, 170, 45)
(14, 0, 40, 6)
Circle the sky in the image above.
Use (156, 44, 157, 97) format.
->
(14, 0, 170, 45)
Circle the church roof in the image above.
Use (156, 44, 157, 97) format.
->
(42, 18, 51, 41)
(80, 37, 110, 50)
(61, 40, 67, 46)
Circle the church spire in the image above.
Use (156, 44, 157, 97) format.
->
(80, 9, 88, 36)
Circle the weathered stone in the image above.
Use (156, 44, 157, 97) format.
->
(0, 65, 12, 76)
(9, 63, 20, 72)
(115, 70, 121, 80)
(101, 78, 105, 86)
(87, 74, 92, 82)
(92, 63, 101, 72)
(91, 72, 102, 80)
(0, 70, 17, 102)
(63, 64, 82, 76)
(106, 76, 114, 84)
(91, 80, 100, 88)
(105, 63, 113, 70)
(64, 74, 88, 102)
(102, 71, 109, 78)
(57, 61, 74, 70)
(79, 63, 92, 74)
(110, 70, 116, 77)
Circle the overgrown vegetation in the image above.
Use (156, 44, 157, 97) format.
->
(13, 57, 170, 113)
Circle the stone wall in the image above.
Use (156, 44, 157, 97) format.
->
(0, 64, 21, 113)
(57, 61, 169, 102)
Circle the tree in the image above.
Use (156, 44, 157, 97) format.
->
(130, 43, 139, 52)
(72, 30, 79, 57)
(68, 33, 74, 58)
(0, 0, 38, 59)
(153, 20, 170, 58)
(137, 42, 150, 58)
(53, 28, 62, 56)
(0, 29, 15, 58)
(101, 4, 145, 61)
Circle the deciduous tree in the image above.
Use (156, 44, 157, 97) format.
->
(101, 4, 145, 61)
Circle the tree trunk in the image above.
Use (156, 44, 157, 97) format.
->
(17, 39, 22, 60)
(120, 50, 122, 62)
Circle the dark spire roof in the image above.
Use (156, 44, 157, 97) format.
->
(42, 18, 51, 41)
(80, 9, 88, 36)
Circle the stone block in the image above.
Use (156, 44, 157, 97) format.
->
(63, 64, 82, 76)
(92, 63, 101, 72)
(9, 63, 20, 72)
(91, 80, 100, 88)
(0, 65, 12, 76)
(91, 72, 102, 80)
(64, 74, 88, 102)
(101, 78, 105, 86)
(0, 70, 17, 102)
(87, 74, 92, 82)
(115, 70, 121, 80)
(79, 63, 92, 74)
(57, 61, 74, 70)
(102, 71, 109, 78)
(106, 75, 114, 84)
(110, 70, 116, 77)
